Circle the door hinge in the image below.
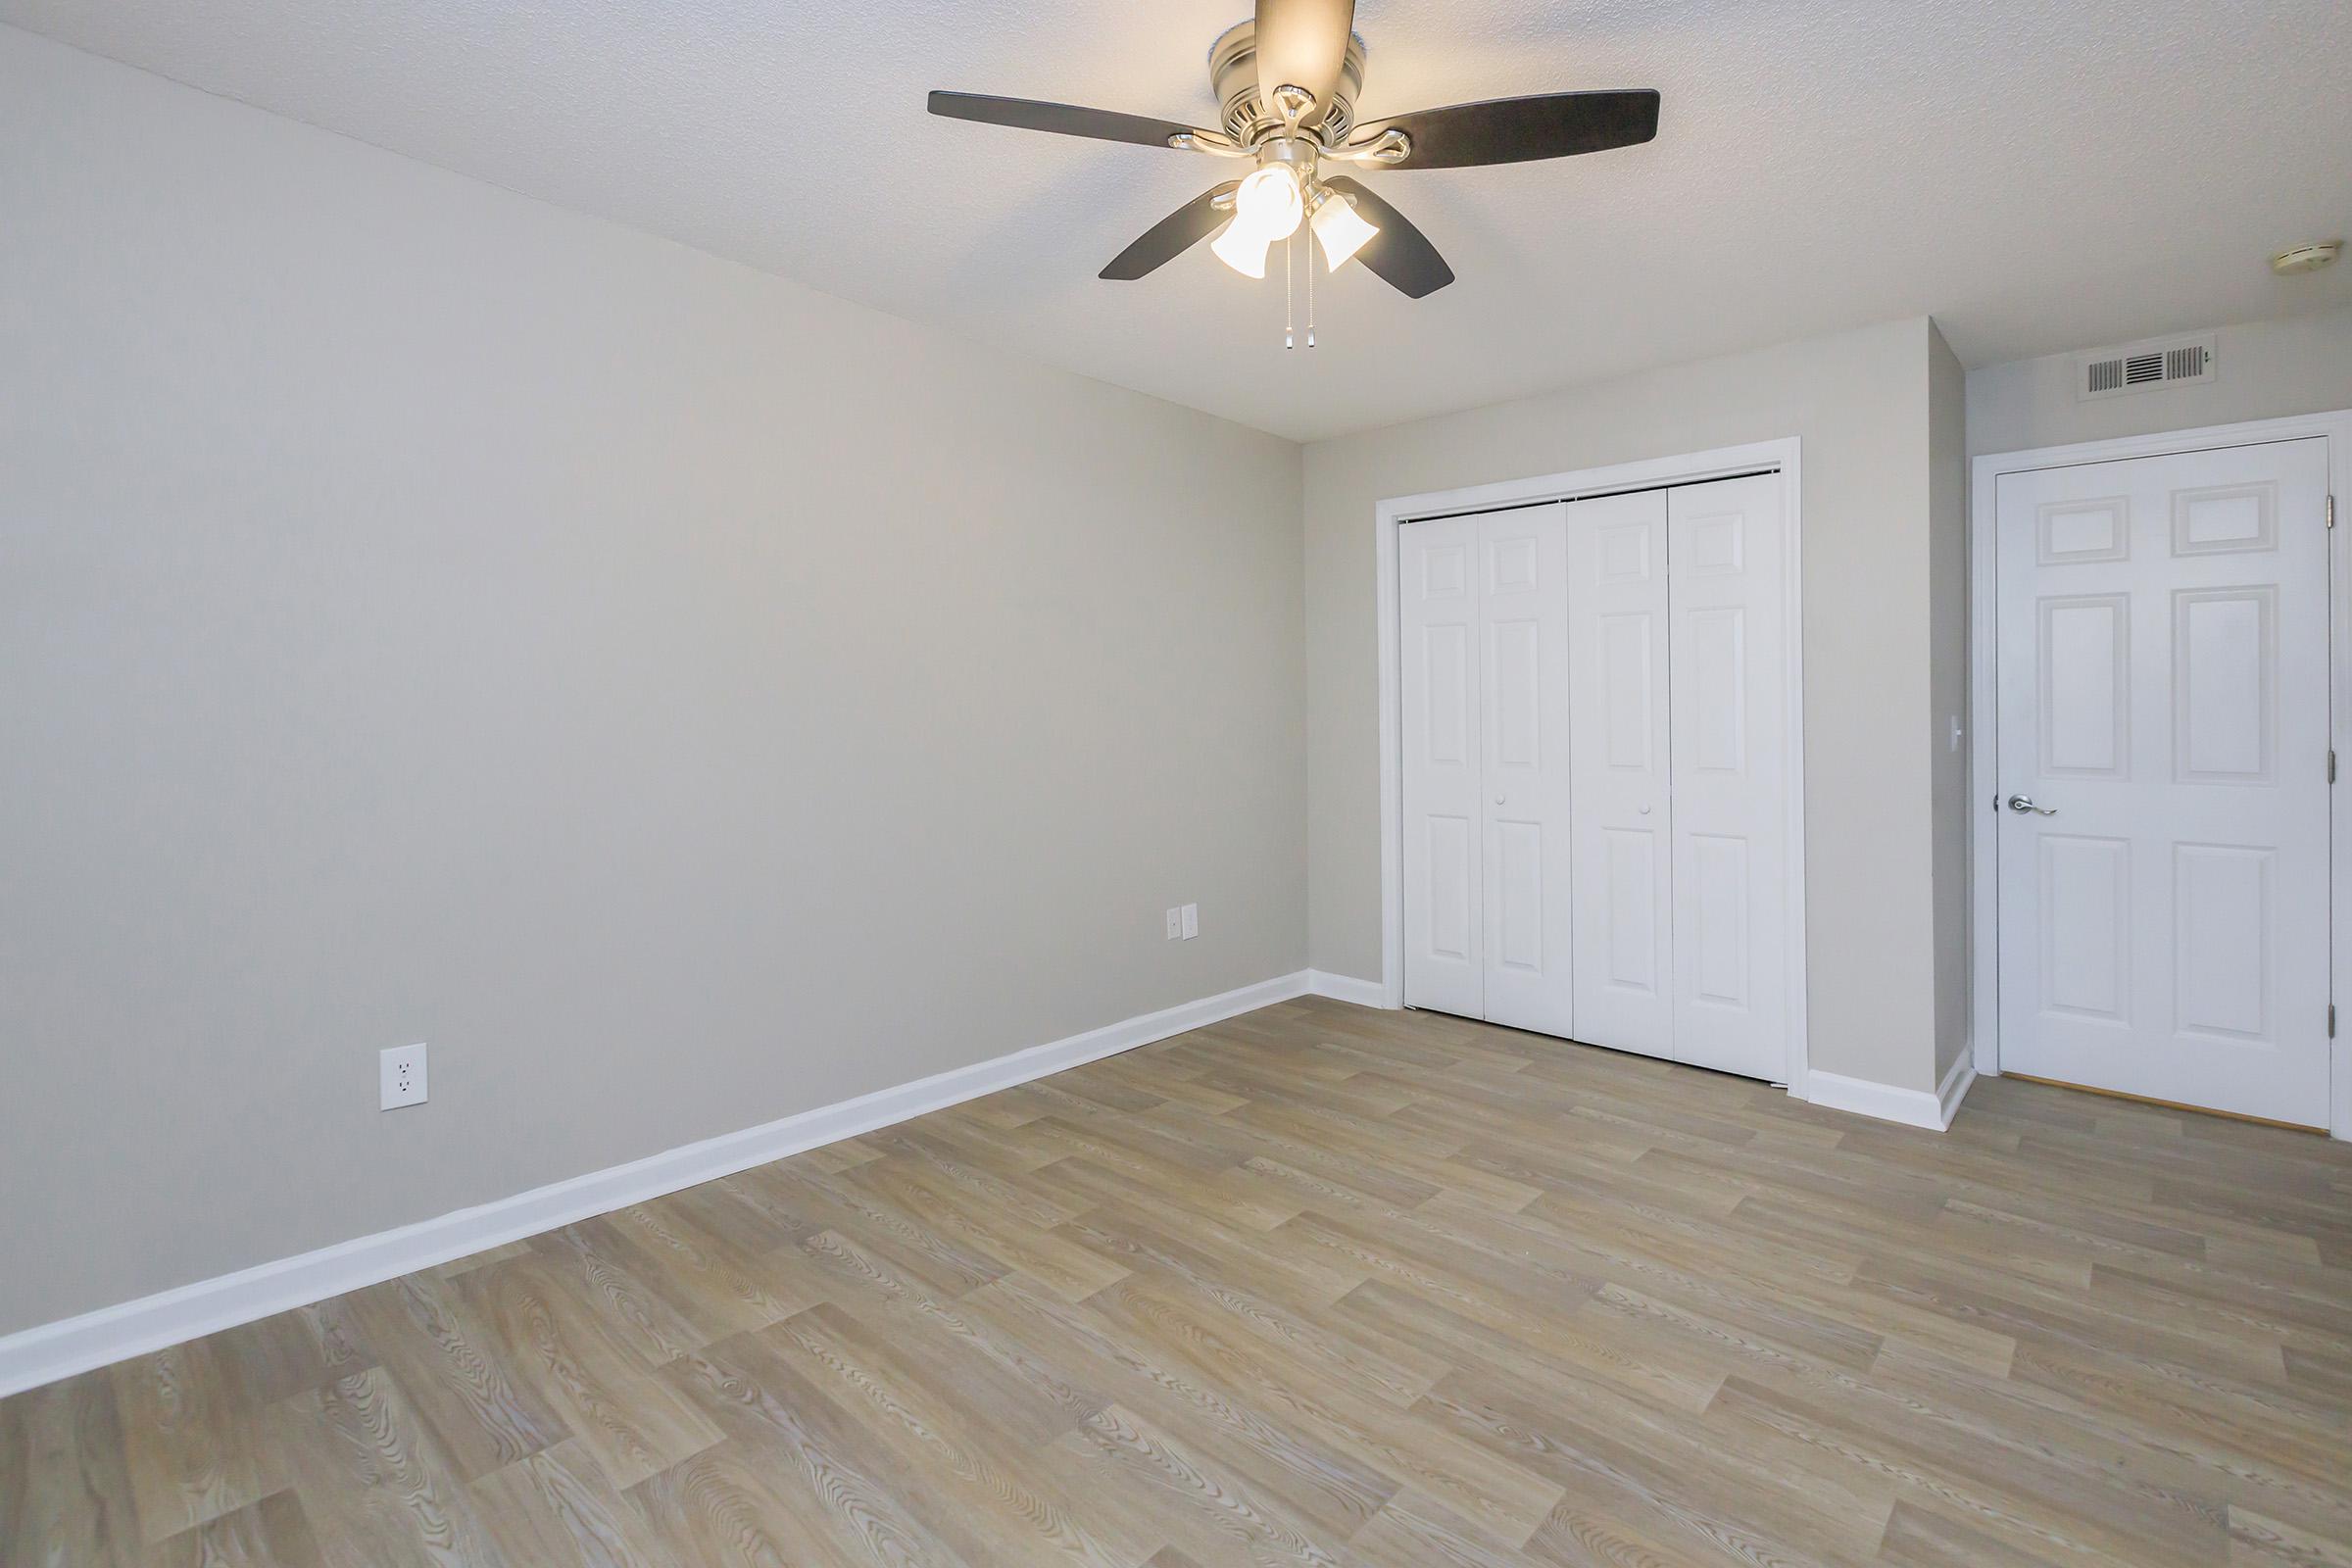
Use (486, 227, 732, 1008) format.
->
(2330, 1004, 2337, 1040)
(2329, 494, 2336, 529)
(2333, 750, 2340, 785)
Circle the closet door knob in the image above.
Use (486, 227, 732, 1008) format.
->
(1494, 794, 1506, 806)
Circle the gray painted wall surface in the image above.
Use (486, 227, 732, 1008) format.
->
(1928, 326, 1971, 1086)
(0, 29, 1306, 1335)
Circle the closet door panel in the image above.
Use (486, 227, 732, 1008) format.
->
(1567, 490, 1676, 1059)
(1400, 517, 1484, 1016)
(1667, 476, 1789, 1080)
(1479, 505, 1576, 1037)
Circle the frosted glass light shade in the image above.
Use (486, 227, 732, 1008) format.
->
(1209, 218, 1275, 278)
(1211, 165, 1307, 276)
(1233, 165, 1303, 241)
(1310, 189, 1380, 270)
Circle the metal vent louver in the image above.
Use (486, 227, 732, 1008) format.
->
(2078, 334, 2217, 402)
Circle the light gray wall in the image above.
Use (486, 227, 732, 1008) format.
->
(1304, 318, 1950, 1094)
(1928, 325, 1971, 1086)
(0, 28, 1306, 1336)
(1967, 305, 2352, 456)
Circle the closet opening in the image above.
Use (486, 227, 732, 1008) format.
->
(1374, 441, 1809, 1095)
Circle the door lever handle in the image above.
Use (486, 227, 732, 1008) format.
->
(2006, 794, 2057, 816)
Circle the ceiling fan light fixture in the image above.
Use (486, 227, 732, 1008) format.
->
(1209, 217, 1276, 278)
(1309, 187, 1380, 270)
(1210, 164, 1304, 277)
(930, 0, 1664, 309)
(1234, 164, 1305, 240)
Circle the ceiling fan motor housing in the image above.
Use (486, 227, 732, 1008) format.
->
(1209, 20, 1367, 142)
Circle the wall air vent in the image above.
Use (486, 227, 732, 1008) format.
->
(2077, 332, 2217, 402)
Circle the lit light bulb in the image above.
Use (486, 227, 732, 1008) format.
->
(1309, 188, 1380, 270)
(1235, 165, 1304, 240)
(1211, 164, 1304, 277)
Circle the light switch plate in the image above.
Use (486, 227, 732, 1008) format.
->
(1165, 907, 1183, 940)
(380, 1043, 428, 1109)
(1181, 904, 1199, 941)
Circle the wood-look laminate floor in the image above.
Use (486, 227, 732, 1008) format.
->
(7, 997, 2352, 1567)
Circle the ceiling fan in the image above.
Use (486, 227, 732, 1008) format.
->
(927, 0, 1658, 310)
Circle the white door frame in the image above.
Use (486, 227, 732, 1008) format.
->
(1375, 437, 1811, 1096)
(1970, 409, 2352, 1140)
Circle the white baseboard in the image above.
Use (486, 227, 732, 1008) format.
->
(1805, 1050, 1977, 1133)
(1936, 1051, 1979, 1128)
(1305, 970, 1390, 1008)
(0, 970, 1313, 1399)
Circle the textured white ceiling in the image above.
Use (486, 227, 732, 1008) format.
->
(8, 0, 2349, 440)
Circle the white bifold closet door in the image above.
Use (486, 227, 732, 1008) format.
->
(1661, 475, 1790, 1081)
(1566, 490, 1677, 1058)
(1399, 505, 1576, 1036)
(1565, 476, 1788, 1079)
(1405, 473, 1790, 1083)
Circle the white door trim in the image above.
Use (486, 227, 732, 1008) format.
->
(1969, 409, 2352, 1139)
(1375, 438, 1810, 1096)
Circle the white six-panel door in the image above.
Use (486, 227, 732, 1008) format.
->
(1667, 476, 1790, 1081)
(1995, 438, 2331, 1125)
(1400, 507, 1576, 1031)
(1567, 490, 1676, 1058)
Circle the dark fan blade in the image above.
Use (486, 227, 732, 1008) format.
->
(1350, 89, 1659, 170)
(927, 91, 1214, 150)
(1320, 177, 1453, 298)
(1101, 183, 1242, 280)
(1254, 0, 1356, 126)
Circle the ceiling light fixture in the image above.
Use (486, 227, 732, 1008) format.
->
(929, 0, 1665, 343)
(1308, 187, 1380, 270)
(1206, 220, 1273, 279)
(1210, 164, 1305, 278)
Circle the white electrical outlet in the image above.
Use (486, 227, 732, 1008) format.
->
(1181, 904, 1199, 941)
(380, 1043, 428, 1110)
(1165, 907, 1183, 940)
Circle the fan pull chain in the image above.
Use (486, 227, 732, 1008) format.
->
(1284, 229, 1295, 350)
(1306, 226, 1316, 349)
